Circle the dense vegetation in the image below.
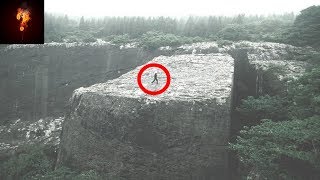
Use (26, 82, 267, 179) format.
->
(45, 5, 320, 50)
(44, 13, 296, 49)
(45, 6, 320, 50)
(230, 5, 320, 180)
(290, 6, 320, 48)
(0, 145, 103, 180)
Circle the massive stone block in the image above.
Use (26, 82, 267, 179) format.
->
(57, 54, 234, 179)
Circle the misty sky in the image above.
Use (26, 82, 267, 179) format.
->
(45, 0, 320, 17)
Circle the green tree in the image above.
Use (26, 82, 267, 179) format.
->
(288, 68, 320, 119)
(230, 116, 320, 179)
(79, 16, 87, 30)
(0, 145, 103, 180)
(139, 31, 201, 50)
(217, 24, 251, 41)
(0, 145, 54, 179)
(230, 67, 320, 179)
(237, 95, 289, 126)
(291, 5, 320, 48)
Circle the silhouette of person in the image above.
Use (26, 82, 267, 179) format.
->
(151, 73, 158, 84)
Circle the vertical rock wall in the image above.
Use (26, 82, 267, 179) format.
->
(0, 44, 154, 124)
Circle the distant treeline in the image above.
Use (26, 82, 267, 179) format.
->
(45, 6, 320, 49)
(45, 13, 294, 45)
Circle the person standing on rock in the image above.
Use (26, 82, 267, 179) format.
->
(151, 73, 158, 84)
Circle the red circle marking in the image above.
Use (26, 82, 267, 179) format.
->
(137, 63, 171, 96)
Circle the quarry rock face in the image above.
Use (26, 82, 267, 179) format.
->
(0, 42, 157, 159)
(0, 41, 314, 179)
(0, 43, 154, 123)
(57, 54, 234, 179)
(0, 41, 311, 124)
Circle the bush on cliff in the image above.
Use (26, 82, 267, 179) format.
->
(237, 95, 289, 126)
(108, 34, 132, 45)
(230, 116, 320, 179)
(139, 31, 205, 50)
(0, 145, 103, 180)
(217, 24, 251, 41)
(0, 145, 54, 180)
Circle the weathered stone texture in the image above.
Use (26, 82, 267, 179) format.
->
(58, 54, 234, 179)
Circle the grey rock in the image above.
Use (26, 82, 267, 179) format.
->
(57, 54, 234, 179)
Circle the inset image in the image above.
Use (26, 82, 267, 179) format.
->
(0, 0, 44, 44)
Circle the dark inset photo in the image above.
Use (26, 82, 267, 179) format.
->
(0, 0, 44, 44)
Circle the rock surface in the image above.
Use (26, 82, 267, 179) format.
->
(57, 53, 234, 179)
(0, 41, 314, 179)
(0, 117, 63, 155)
(0, 43, 154, 123)
(0, 41, 311, 124)
(75, 54, 234, 103)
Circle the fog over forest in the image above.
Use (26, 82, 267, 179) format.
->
(45, 0, 319, 17)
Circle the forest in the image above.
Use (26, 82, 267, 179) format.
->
(44, 6, 319, 50)
(45, 13, 298, 49)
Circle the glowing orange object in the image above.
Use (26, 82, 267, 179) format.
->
(16, 8, 31, 32)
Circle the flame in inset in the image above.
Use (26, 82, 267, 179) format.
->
(16, 8, 31, 32)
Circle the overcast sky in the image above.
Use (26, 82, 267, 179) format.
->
(45, 0, 320, 17)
